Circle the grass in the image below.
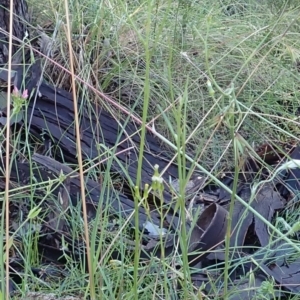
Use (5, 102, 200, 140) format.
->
(1, 0, 300, 298)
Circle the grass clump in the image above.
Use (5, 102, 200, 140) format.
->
(2, 0, 300, 299)
(28, 0, 300, 170)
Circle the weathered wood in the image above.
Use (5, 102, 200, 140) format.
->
(0, 154, 164, 231)
(0, 0, 28, 65)
(0, 154, 228, 269)
(24, 68, 184, 204)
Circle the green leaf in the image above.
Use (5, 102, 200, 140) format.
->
(28, 207, 42, 219)
(0, 92, 23, 125)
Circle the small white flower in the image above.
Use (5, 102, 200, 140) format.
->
(180, 52, 188, 58)
(151, 176, 163, 183)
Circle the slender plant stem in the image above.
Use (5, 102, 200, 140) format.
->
(133, 3, 152, 299)
(223, 110, 240, 297)
(4, 1, 14, 298)
(64, 1, 95, 298)
(177, 84, 190, 298)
